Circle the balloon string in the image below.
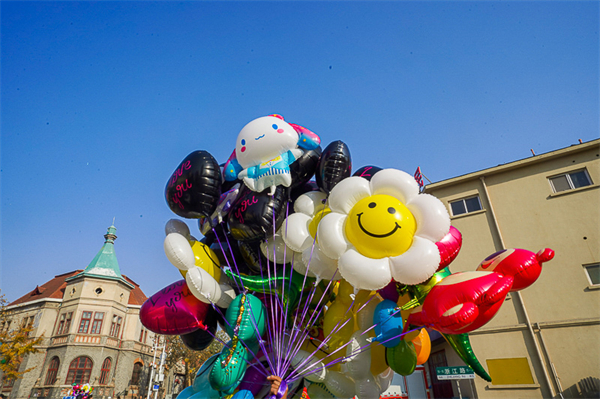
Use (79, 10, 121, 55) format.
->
(257, 253, 278, 374)
(289, 326, 422, 383)
(281, 269, 340, 376)
(285, 296, 356, 381)
(278, 198, 295, 377)
(212, 225, 245, 293)
(286, 292, 379, 381)
(284, 308, 356, 382)
(279, 198, 332, 374)
(272, 203, 285, 376)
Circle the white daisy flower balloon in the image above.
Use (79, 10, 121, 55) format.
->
(316, 168, 450, 290)
(279, 190, 338, 282)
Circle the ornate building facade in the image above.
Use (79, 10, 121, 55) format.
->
(1, 225, 157, 399)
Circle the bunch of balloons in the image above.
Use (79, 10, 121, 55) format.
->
(69, 384, 93, 399)
(140, 115, 554, 398)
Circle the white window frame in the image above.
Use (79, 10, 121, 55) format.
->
(548, 169, 593, 193)
(449, 195, 483, 216)
(583, 263, 600, 287)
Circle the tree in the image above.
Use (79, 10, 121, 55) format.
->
(0, 292, 43, 382)
(164, 330, 229, 388)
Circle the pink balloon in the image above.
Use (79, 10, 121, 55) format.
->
(140, 279, 211, 335)
(436, 226, 462, 271)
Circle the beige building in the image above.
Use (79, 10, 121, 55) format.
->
(423, 139, 600, 398)
(0, 225, 160, 399)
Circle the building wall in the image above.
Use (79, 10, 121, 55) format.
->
(425, 140, 600, 399)
(1, 279, 154, 399)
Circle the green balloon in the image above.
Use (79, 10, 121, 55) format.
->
(209, 339, 249, 395)
(225, 293, 266, 342)
(386, 340, 417, 376)
(443, 333, 492, 382)
(225, 269, 313, 311)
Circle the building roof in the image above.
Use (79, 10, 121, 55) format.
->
(66, 225, 134, 288)
(426, 138, 600, 190)
(8, 271, 148, 308)
(123, 274, 148, 306)
(9, 225, 148, 308)
(8, 270, 81, 306)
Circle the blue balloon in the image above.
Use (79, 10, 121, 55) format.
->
(192, 354, 220, 393)
(373, 299, 404, 348)
(231, 390, 255, 399)
(175, 386, 196, 399)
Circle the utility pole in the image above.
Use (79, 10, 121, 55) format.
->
(154, 340, 166, 399)
(147, 336, 165, 399)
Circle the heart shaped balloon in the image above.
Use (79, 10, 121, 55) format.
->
(140, 280, 211, 335)
(165, 150, 222, 219)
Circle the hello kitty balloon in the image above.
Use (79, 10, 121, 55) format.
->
(223, 115, 320, 194)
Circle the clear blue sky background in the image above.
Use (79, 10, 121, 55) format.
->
(1, 1, 598, 302)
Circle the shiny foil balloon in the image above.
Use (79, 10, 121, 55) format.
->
(180, 306, 219, 351)
(225, 293, 266, 342)
(436, 225, 463, 271)
(209, 340, 249, 395)
(227, 185, 288, 242)
(386, 340, 417, 376)
(290, 146, 322, 188)
(443, 333, 491, 382)
(316, 140, 352, 193)
(165, 151, 222, 219)
(140, 280, 211, 335)
(352, 165, 383, 181)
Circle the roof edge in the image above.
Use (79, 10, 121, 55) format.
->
(426, 139, 599, 189)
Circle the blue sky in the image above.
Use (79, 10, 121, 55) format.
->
(1, 1, 598, 302)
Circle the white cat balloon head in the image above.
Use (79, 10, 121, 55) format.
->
(235, 115, 299, 168)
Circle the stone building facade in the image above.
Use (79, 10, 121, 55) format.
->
(1, 226, 158, 399)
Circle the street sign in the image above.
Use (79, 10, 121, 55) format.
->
(436, 366, 475, 380)
(153, 384, 160, 391)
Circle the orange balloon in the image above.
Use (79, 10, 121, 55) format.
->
(410, 328, 431, 365)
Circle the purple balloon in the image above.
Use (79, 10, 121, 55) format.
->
(237, 364, 268, 396)
(378, 281, 400, 303)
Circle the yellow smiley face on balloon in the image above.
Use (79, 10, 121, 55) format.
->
(345, 194, 416, 259)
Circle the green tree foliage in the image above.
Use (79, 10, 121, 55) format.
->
(0, 292, 43, 381)
(164, 330, 229, 388)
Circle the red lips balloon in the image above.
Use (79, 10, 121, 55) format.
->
(436, 226, 463, 271)
(140, 280, 211, 335)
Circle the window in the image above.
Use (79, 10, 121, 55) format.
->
(56, 312, 73, 335)
(90, 312, 104, 334)
(549, 169, 592, 193)
(44, 357, 60, 385)
(99, 358, 112, 385)
(131, 362, 143, 385)
(65, 356, 93, 385)
(584, 263, 600, 286)
(78, 312, 92, 333)
(486, 357, 535, 385)
(450, 195, 482, 216)
(139, 328, 148, 343)
(110, 315, 123, 338)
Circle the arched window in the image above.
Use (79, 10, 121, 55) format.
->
(65, 356, 93, 385)
(130, 362, 143, 385)
(44, 357, 60, 385)
(99, 357, 112, 385)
